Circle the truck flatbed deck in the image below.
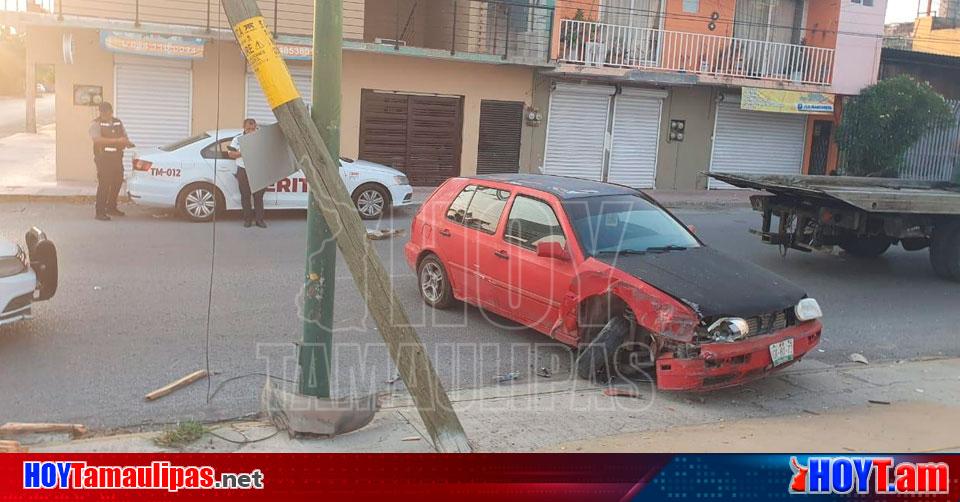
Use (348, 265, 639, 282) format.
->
(706, 173, 960, 281)
(708, 173, 960, 215)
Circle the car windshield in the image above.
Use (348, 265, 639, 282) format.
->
(564, 195, 700, 256)
(158, 133, 210, 152)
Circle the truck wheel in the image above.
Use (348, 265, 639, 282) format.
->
(417, 254, 454, 309)
(838, 236, 892, 258)
(930, 221, 960, 281)
(576, 316, 630, 383)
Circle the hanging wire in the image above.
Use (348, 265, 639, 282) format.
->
(203, 1, 223, 403)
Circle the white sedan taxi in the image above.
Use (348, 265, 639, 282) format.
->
(126, 129, 415, 221)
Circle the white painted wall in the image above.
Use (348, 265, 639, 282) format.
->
(832, 0, 887, 95)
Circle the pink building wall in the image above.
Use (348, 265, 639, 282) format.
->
(831, 0, 886, 95)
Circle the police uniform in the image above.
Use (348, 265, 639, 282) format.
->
(88, 116, 128, 217)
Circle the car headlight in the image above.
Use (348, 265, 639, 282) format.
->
(706, 317, 750, 343)
(795, 298, 823, 322)
(393, 175, 409, 186)
(0, 246, 28, 278)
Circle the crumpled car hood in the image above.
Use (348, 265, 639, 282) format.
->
(595, 246, 807, 319)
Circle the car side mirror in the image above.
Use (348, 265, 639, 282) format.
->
(536, 241, 570, 261)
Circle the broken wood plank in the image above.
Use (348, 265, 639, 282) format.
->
(0, 440, 26, 453)
(0, 423, 87, 437)
(145, 370, 209, 401)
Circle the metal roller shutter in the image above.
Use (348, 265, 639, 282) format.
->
(115, 61, 192, 169)
(709, 100, 807, 189)
(245, 65, 313, 125)
(607, 94, 663, 189)
(542, 85, 612, 181)
(477, 100, 523, 175)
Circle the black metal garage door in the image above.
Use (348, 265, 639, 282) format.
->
(359, 90, 463, 186)
(477, 100, 523, 175)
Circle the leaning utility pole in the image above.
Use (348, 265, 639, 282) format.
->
(296, 0, 340, 399)
(220, 0, 471, 452)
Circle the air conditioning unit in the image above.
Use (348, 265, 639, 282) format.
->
(374, 37, 407, 47)
(584, 42, 606, 67)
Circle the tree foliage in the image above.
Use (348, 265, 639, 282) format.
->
(836, 75, 955, 177)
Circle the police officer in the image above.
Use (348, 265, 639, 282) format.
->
(88, 102, 134, 221)
(227, 118, 266, 228)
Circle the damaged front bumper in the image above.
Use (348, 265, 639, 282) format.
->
(655, 320, 822, 391)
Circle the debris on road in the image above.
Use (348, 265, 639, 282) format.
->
(385, 372, 402, 385)
(401, 436, 421, 442)
(535, 367, 552, 379)
(366, 229, 405, 241)
(603, 388, 645, 399)
(145, 369, 209, 401)
(0, 422, 87, 437)
(868, 399, 891, 405)
(0, 440, 26, 453)
(493, 372, 521, 384)
(849, 353, 869, 365)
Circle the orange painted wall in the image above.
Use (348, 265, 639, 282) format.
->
(663, 0, 735, 37)
(801, 99, 842, 175)
(804, 0, 840, 49)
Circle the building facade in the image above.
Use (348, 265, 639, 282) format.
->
(4, 0, 553, 185)
(531, 0, 886, 190)
(2, 0, 887, 189)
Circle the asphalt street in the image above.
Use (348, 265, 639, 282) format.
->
(0, 95, 55, 138)
(1, 200, 958, 429)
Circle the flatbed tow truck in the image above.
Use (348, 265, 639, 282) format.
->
(706, 173, 960, 282)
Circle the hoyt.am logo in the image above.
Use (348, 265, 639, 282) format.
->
(789, 457, 949, 495)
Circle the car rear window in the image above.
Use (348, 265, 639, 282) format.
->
(445, 184, 511, 234)
(158, 133, 210, 152)
(446, 185, 477, 224)
(505, 195, 566, 251)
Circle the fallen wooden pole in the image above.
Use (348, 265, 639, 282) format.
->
(221, 0, 470, 452)
(145, 370, 209, 401)
(0, 422, 87, 437)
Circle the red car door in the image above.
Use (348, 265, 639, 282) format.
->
(432, 184, 477, 300)
(482, 192, 576, 335)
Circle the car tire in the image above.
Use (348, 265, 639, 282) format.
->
(838, 235, 892, 258)
(930, 220, 960, 281)
(177, 182, 224, 223)
(576, 316, 630, 383)
(353, 184, 390, 220)
(417, 254, 454, 309)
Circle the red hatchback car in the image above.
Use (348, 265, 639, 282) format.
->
(404, 174, 823, 391)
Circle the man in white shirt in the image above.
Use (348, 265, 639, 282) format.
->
(227, 118, 266, 228)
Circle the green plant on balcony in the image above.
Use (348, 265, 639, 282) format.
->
(561, 9, 598, 61)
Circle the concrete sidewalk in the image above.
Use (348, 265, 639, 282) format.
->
(0, 131, 755, 208)
(20, 356, 960, 453)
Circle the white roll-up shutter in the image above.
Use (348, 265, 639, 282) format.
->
(607, 94, 663, 189)
(542, 84, 613, 181)
(709, 100, 807, 189)
(115, 60, 192, 168)
(245, 65, 314, 124)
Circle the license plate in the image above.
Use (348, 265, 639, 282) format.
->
(769, 338, 795, 367)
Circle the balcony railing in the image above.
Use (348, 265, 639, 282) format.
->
(558, 18, 835, 86)
(10, 0, 553, 64)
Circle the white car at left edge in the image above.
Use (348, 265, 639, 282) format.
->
(0, 228, 57, 327)
(126, 129, 416, 222)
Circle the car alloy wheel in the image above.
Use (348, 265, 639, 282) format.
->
(356, 188, 385, 219)
(184, 187, 216, 220)
(420, 261, 444, 304)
